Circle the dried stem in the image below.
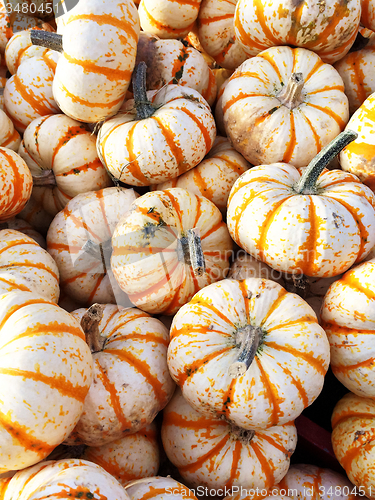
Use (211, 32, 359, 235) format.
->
(80, 303, 106, 353)
(277, 72, 305, 109)
(32, 170, 56, 186)
(229, 325, 263, 378)
(30, 30, 63, 52)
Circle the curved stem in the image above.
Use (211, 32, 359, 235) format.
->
(132, 62, 155, 120)
(277, 72, 304, 109)
(229, 325, 263, 378)
(177, 227, 206, 276)
(294, 130, 358, 195)
(80, 303, 106, 353)
(33, 170, 56, 186)
(30, 30, 63, 52)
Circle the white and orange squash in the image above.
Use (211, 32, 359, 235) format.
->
(5, 28, 51, 74)
(19, 113, 112, 216)
(167, 277, 330, 430)
(0, 291, 93, 472)
(17, 194, 53, 235)
(125, 476, 198, 500)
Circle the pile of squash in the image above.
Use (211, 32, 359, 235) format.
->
(1, 0, 375, 499)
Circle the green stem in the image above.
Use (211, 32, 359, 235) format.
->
(294, 130, 358, 195)
(132, 62, 155, 120)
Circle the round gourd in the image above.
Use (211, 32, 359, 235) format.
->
(0, 291, 93, 472)
(111, 187, 233, 315)
(331, 392, 375, 500)
(125, 476, 198, 500)
(135, 33, 217, 106)
(227, 131, 375, 278)
(167, 277, 330, 430)
(0, 228, 59, 302)
(234, 0, 361, 64)
(198, 0, 248, 70)
(47, 186, 139, 307)
(0, 459, 130, 499)
(4, 50, 60, 132)
(5, 29, 51, 74)
(83, 422, 160, 487)
(162, 388, 297, 490)
(340, 92, 375, 191)
(321, 257, 375, 397)
(0, 147, 32, 221)
(19, 113, 112, 216)
(334, 28, 375, 116)
(97, 63, 216, 186)
(138, 0, 202, 39)
(31, 0, 140, 123)
(275, 464, 357, 500)
(66, 304, 175, 446)
(151, 137, 250, 212)
(222, 46, 349, 168)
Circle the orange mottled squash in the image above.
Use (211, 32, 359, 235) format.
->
(234, 0, 361, 64)
(65, 304, 175, 447)
(0, 147, 32, 221)
(162, 388, 297, 490)
(331, 392, 375, 500)
(167, 277, 330, 430)
(111, 187, 233, 315)
(0, 291, 93, 472)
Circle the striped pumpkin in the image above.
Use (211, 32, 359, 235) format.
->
(0, 5, 53, 53)
(97, 69, 217, 186)
(138, 0, 202, 39)
(5, 28, 51, 74)
(19, 114, 112, 216)
(111, 187, 233, 315)
(167, 277, 330, 430)
(334, 28, 375, 115)
(47, 186, 139, 307)
(0, 109, 20, 151)
(0, 291, 93, 472)
(0, 459, 130, 499)
(125, 476, 198, 500)
(162, 388, 297, 490)
(198, 0, 248, 70)
(274, 464, 357, 500)
(49, 0, 140, 123)
(227, 131, 375, 278)
(222, 46, 349, 168)
(234, 0, 361, 64)
(135, 33, 217, 106)
(83, 422, 160, 487)
(4, 50, 60, 133)
(151, 137, 250, 212)
(331, 392, 375, 500)
(321, 258, 375, 397)
(340, 93, 375, 191)
(0, 217, 45, 247)
(67, 304, 175, 447)
(0, 228, 59, 302)
(361, 0, 375, 31)
(0, 147, 32, 221)
(17, 195, 53, 235)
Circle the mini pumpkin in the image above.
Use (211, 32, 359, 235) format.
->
(5, 28, 51, 75)
(321, 257, 375, 397)
(167, 277, 330, 430)
(234, 0, 361, 64)
(138, 0, 202, 40)
(66, 303, 175, 446)
(0, 291, 93, 472)
(331, 392, 375, 500)
(222, 45, 349, 167)
(0, 146, 32, 222)
(47, 186, 139, 307)
(227, 131, 375, 278)
(97, 63, 216, 186)
(19, 113, 112, 216)
(125, 476, 198, 500)
(162, 388, 297, 490)
(111, 187, 233, 315)
(151, 137, 250, 212)
(0, 109, 21, 151)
